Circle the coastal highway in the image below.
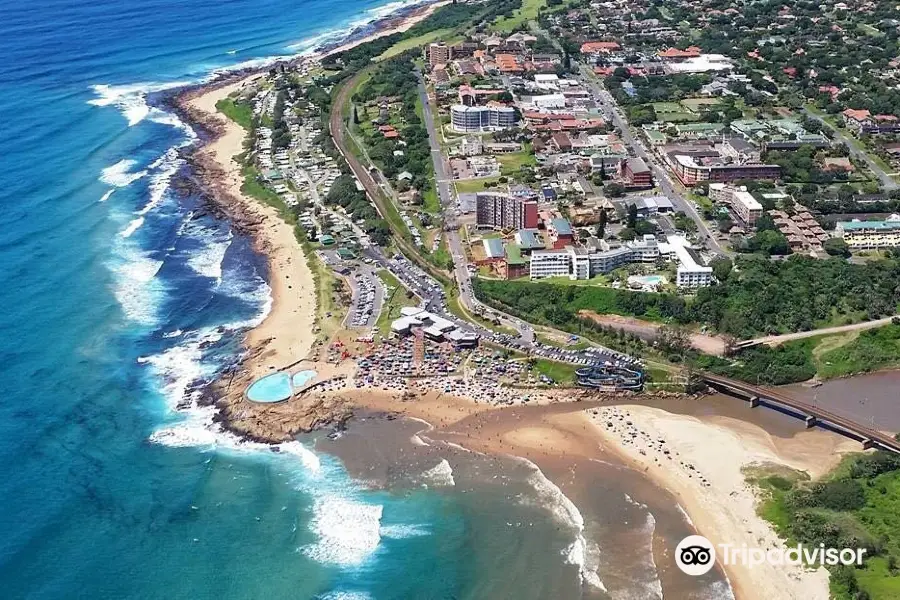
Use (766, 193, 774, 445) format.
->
(577, 65, 725, 255)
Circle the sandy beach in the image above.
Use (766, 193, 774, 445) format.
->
(171, 3, 862, 596)
(187, 81, 317, 376)
(343, 387, 862, 600)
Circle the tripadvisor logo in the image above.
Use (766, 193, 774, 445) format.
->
(675, 535, 867, 576)
(676, 535, 716, 576)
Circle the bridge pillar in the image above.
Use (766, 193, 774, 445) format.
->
(805, 415, 817, 429)
(749, 396, 760, 408)
(862, 439, 876, 450)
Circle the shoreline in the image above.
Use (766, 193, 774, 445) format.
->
(169, 0, 450, 443)
(340, 388, 860, 600)
(165, 5, 865, 598)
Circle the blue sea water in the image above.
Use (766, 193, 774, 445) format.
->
(0, 1, 608, 599)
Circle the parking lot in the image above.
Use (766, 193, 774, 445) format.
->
(345, 266, 383, 329)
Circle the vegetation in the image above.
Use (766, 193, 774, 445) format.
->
(749, 453, 900, 600)
(474, 254, 900, 340)
(215, 97, 253, 130)
(817, 323, 900, 379)
(375, 270, 418, 335)
(530, 357, 578, 384)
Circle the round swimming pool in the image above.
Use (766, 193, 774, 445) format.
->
(291, 369, 317, 389)
(246, 372, 292, 403)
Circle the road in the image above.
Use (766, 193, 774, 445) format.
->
(739, 314, 899, 348)
(802, 107, 898, 191)
(415, 72, 537, 344)
(329, 70, 637, 368)
(576, 64, 725, 255)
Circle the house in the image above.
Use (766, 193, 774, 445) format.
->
(842, 108, 872, 132)
(580, 41, 621, 55)
(657, 46, 702, 61)
(547, 218, 574, 249)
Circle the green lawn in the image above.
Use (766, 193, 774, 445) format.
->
(539, 274, 611, 286)
(216, 97, 253, 130)
(496, 150, 536, 175)
(657, 112, 700, 123)
(680, 98, 721, 112)
(531, 358, 579, 384)
(375, 270, 419, 335)
(651, 102, 683, 114)
(492, 0, 546, 32)
(454, 176, 501, 193)
(858, 23, 884, 37)
(376, 28, 455, 61)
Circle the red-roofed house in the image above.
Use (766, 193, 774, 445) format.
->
(818, 85, 840, 99)
(580, 41, 621, 55)
(593, 66, 614, 77)
(842, 108, 872, 132)
(658, 47, 701, 60)
(782, 67, 797, 78)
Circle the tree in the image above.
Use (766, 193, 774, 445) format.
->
(756, 213, 778, 233)
(711, 256, 733, 282)
(604, 182, 626, 198)
(655, 325, 691, 356)
(596, 209, 608, 238)
(823, 237, 850, 257)
(626, 203, 638, 229)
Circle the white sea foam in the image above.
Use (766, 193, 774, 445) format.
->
(676, 503, 695, 526)
(100, 159, 147, 188)
(523, 467, 606, 591)
(99, 189, 115, 202)
(88, 81, 192, 126)
(303, 497, 383, 567)
(162, 329, 183, 339)
(317, 593, 372, 600)
(187, 229, 232, 282)
(109, 240, 165, 325)
(379, 524, 429, 539)
(116, 147, 184, 237)
(419, 458, 455, 487)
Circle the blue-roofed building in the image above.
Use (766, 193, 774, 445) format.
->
(542, 187, 557, 201)
(548, 218, 574, 249)
(482, 237, 506, 259)
(515, 228, 546, 252)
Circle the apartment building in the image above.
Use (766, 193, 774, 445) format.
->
(450, 104, 517, 132)
(835, 217, 900, 249)
(475, 192, 538, 230)
(731, 190, 763, 226)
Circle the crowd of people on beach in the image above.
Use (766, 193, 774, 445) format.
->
(590, 407, 711, 488)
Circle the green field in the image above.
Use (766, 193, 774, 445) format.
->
(493, 0, 546, 32)
(454, 176, 502, 193)
(375, 28, 455, 61)
(216, 97, 253, 130)
(531, 358, 579, 384)
(858, 23, 884, 37)
(680, 98, 721, 112)
(496, 150, 536, 175)
(651, 102, 683, 113)
(657, 111, 700, 123)
(375, 270, 419, 335)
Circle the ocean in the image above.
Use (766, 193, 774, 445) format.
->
(0, 1, 731, 598)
